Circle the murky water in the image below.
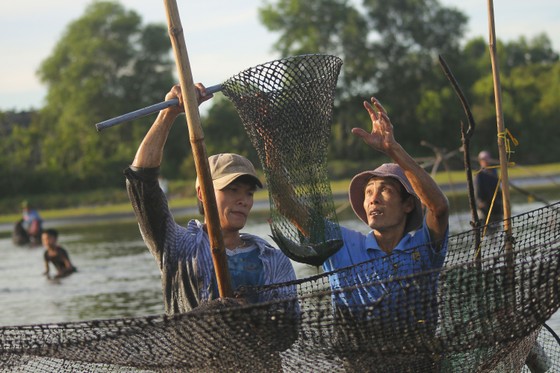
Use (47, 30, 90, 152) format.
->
(0, 201, 558, 338)
(0, 221, 164, 326)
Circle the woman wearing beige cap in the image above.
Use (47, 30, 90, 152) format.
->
(124, 84, 296, 315)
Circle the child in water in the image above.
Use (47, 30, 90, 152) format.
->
(42, 228, 77, 279)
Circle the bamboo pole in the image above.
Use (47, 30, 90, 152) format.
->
(486, 0, 512, 231)
(486, 0, 515, 282)
(163, 0, 233, 298)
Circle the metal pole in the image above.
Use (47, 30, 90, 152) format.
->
(95, 84, 223, 132)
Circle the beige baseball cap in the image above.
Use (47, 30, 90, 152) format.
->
(196, 153, 263, 190)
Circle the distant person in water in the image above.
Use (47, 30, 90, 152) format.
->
(42, 228, 77, 279)
(21, 200, 43, 245)
(12, 220, 31, 246)
(474, 150, 503, 226)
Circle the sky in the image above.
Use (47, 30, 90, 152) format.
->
(1, 0, 558, 112)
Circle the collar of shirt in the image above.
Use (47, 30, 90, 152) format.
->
(364, 229, 420, 254)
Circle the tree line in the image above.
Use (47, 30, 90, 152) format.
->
(1, 0, 558, 209)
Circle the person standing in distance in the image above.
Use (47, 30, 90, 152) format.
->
(474, 150, 503, 226)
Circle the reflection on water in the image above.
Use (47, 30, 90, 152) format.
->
(0, 203, 558, 337)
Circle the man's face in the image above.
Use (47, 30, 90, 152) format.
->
(362, 177, 414, 232)
(214, 180, 255, 232)
(479, 157, 490, 168)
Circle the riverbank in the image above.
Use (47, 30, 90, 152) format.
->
(2, 170, 559, 235)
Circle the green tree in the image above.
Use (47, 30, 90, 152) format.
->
(470, 61, 560, 164)
(501, 33, 559, 72)
(414, 34, 559, 166)
(449, 35, 559, 162)
(34, 1, 175, 190)
(0, 111, 46, 195)
(259, 0, 468, 159)
(176, 96, 259, 181)
(202, 96, 258, 162)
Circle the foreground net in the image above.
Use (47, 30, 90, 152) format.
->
(221, 54, 344, 266)
(2, 202, 560, 372)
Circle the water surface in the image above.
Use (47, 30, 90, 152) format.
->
(1, 201, 558, 338)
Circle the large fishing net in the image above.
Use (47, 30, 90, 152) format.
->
(221, 54, 344, 266)
(3, 54, 560, 372)
(1, 202, 560, 372)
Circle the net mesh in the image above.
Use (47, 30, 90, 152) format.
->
(2, 202, 560, 372)
(221, 54, 344, 266)
(3, 54, 560, 372)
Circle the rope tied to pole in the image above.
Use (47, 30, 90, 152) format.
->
(496, 128, 519, 157)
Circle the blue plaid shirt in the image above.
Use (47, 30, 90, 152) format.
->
(125, 166, 296, 314)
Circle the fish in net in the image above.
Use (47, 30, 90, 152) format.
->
(2, 202, 560, 372)
(220, 54, 344, 266)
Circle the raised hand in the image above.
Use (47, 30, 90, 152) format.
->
(164, 83, 214, 117)
(351, 96, 397, 155)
